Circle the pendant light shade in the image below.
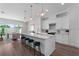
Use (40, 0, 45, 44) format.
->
(30, 5, 33, 20)
(40, 12, 44, 16)
(40, 4, 45, 16)
(24, 10, 27, 21)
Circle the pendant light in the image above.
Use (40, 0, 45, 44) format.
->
(24, 10, 26, 20)
(30, 5, 33, 20)
(40, 4, 44, 16)
(24, 10, 27, 22)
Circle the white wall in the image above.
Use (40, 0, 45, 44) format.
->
(69, 5, 79, 48)
(21, 22, 28, 34)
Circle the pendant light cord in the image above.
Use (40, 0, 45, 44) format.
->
(24, 10, 27, 20)
(41, 4, 43, 13)
(30, 5, 32, 18)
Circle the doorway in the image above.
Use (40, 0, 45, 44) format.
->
(0, 23, 21, 43)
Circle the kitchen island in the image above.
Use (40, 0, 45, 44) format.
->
(21, 33, 55, 56)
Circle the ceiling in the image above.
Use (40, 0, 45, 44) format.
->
(0, 3, 77, 22)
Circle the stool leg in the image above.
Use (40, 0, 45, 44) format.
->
(38, 46, 41, 56)
(30, 43, 33, 51)
(25, 41, 28, 48)
(29, 43, 31, 51)
(34, 45, 36, 56)
(27, 41, 29, 49)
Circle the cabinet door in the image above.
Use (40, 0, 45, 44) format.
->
(56, 16, 69, 30)
(69, 13, 79, 48)
(41, 20, 49, 29)
(56, 18, 62, 29)
(56, 31, 69, 45)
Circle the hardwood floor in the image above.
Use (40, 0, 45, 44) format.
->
(51, 43, 79, 56)
(0, 40, 79, 56)
(0, 40, 33, 56)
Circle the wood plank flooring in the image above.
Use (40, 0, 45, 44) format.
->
(51, 43, 79, 56)
(0, 40, 33, 56)
(0, 40, 79, 56)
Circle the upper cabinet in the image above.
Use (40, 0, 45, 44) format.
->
(41, 19, 49, 30)
(56, 12, 68, 18)
(56, 11, 69, 30)
(41, 10, 69, 32)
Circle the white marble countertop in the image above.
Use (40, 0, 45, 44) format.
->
(8, 32, 54, 39)
(21, 33, 54, 39)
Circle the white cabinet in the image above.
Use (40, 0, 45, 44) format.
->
(56, 18, 62, 29)
(56, 16, 69, 30)
(69, 10, 79, 48)
(41, 19, 49, 30)
(56, 31, 69, 45)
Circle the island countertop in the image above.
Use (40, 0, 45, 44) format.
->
(20, 33, 54, 39)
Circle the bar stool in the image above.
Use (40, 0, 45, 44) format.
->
(25, 38, 29, 46)
(21, 36, 26, 39)
(33, 41, 41, 56)
(28, 39, 34, 50)
(21, 36, 26, 44)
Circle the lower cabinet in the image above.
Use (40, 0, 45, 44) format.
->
(56, 31, 69, 45)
